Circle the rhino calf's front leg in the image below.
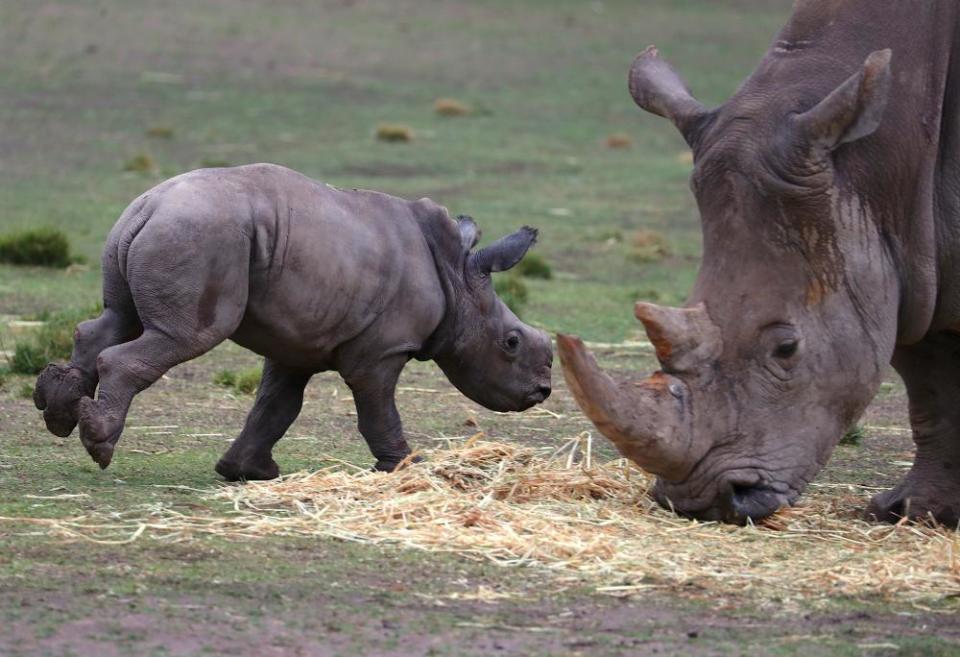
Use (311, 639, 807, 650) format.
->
(344, 356, 412, 472)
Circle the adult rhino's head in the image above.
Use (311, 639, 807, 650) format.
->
(560, 47, 901, 524)
(431, 216, 552, 413)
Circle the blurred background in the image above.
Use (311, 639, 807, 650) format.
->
(0, 0, 789, 341)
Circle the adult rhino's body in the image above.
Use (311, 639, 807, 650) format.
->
(35, 163, 553, 477)
(560, 0, 960, 524)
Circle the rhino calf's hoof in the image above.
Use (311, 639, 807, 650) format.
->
(215, 457, 280, 482)
(373, 454, 423, 473)
(77, 397, 122, 469)
(34, 363, 93, 438)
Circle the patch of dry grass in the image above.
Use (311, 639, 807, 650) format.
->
(375, 123, 414, 143)
(146, 125, 174, 139)
(605, 133, 633, 149)
(122, 153, 157, 174)
(629, 229, 671, 263)
(434, 98, 471, 117)
(4, 436, 958, 608)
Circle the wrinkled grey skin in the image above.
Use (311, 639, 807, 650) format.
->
(34, 163, 553, 478)
(560, 0, 960, 525)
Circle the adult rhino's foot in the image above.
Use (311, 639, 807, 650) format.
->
(215, 455, 280, 482)
(77, 397, 123, 469)
(34, 363, 95, 437)
(867, 474, 960, 528)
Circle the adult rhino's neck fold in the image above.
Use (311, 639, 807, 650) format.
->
(744, 0, 957, 344)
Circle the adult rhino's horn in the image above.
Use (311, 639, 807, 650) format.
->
(634, 302, 722, 373)
(556, 333, 697, 480)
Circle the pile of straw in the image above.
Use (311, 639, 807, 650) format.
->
(7, 435, 960, 606)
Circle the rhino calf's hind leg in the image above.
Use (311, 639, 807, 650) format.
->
(34, 308, 139, 437)
(77, 329, 225, 469)
(216, 360, 312, 481)
(868, 333, 960, 527)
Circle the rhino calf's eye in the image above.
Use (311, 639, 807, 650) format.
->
(773, 340, 799, 359)
(504, 334, 521, 351)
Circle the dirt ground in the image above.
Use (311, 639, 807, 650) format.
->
(5, 585, 959, 657)
(2, 346, 959, 657)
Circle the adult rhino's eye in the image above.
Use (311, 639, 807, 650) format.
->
(504, 333, 521, 351)
(773, 340, 799, 359)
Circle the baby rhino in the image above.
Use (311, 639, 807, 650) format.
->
(34, 163, 553, 478)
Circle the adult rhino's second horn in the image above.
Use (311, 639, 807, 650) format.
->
(556, 334, 695, 480)
(557, 302, 720, 480)
(633, 302, 722, 373)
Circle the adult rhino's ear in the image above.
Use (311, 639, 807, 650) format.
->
(457, 215, 481, 252)
(471, 226, 538, 274)
(629, 46, 710, 147)
(792, 49, 892, 151)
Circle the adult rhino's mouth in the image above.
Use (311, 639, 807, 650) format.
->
(555, 319, 815, 525)
(653, 470, 804, 525)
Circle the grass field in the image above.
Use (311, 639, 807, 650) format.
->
(2, 1, 959, 655)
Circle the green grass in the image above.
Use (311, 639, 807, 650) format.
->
(4, 305, 101, 374)
(493, 273, 529, 316)
(840, 424, 866, 446)
(516, 252, 553, 280)
(213, 366, 263, 395)
(0, 227, 72, 268)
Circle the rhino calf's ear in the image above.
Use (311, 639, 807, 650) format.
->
(457, 215, 481, 251)
(793, 49, 892, 151)
(629, 45, 710, 146)
(471, 226, 539, 274)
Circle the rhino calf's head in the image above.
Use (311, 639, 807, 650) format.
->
(429, 217, 553, 413)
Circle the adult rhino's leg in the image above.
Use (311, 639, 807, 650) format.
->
(77, 211, 250, 469)
(215, 359, 312, 481)
(343, 355, 412, 472)
(868, 333, 960, 527)
(34, 308, 140, 437)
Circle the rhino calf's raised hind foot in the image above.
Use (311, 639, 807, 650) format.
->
(34, 163, 553, 478)
(33, 363, 93, 437)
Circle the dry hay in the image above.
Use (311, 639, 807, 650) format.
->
(5, 435, 959, 607)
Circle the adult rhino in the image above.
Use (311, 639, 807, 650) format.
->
(34, 163, 553, 478)
(559, 0, 960, 525)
